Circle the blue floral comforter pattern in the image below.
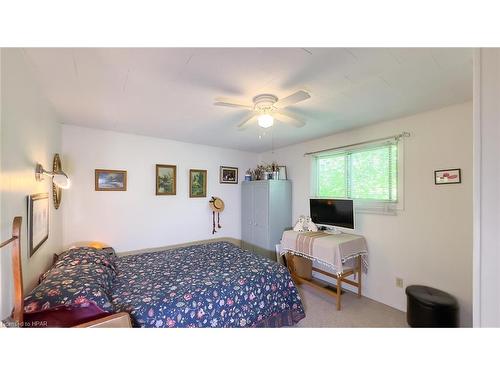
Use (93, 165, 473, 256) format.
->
(23, 242, 305, 328)
(111, 242, 305, 327)
(24, 248, 116, 314)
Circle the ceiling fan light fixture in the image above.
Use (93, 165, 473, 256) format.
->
(214, 90, 309, 130)
(258, 114, 274, 128)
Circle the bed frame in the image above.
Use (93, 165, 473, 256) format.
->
(0, 216, 131, 328)
(0, 217, 23, 324)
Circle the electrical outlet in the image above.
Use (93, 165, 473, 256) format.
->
(396, 277, 404, 288)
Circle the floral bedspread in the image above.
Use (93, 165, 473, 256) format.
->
(24, 248, 116, 314)
(110, 242, 305, 327)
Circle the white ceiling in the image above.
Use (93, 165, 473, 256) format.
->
(22, 48, 472, 153)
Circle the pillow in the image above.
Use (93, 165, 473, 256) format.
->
(24, 266, 115, 314)
(56, 247, 116, 270)
(40, 247, 116, 283)
(26, 247, 118, 315)
(69, 241, 110, 250)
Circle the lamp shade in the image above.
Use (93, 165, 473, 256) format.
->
(52, 173, 71, 189)
(258, 114, 274, 128)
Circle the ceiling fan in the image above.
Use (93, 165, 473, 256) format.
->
(214, 90, 311, 130)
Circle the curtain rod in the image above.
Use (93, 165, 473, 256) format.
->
(303, 131, 410, 157)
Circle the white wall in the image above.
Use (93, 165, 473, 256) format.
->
(474, 49, 500, 327)
(260, 102, 473, 326)
(0, 49, 63, 318)
(61, 125, 258, 252)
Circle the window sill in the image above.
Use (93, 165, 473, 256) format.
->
(354, 201, 401, 215)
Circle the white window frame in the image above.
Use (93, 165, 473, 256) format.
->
(310, 140, 405, 215)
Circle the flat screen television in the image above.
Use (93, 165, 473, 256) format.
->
(309, 198, 355, 230)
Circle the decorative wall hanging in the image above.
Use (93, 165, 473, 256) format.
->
(219, 166, 238, 184)
(434, 168, 461, 185)
(27, 193, 49, 257)
(95, 169, 127, 191)
(156, 164, 177, 195)
(189, 169, 207, 197)
(209, 197, 225, 234)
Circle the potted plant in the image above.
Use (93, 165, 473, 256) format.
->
(263, 164, 273, 180)
(254, 164, 265, 180)
(245, 168, 253, 181)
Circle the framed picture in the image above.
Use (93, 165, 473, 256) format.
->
(220, 166, 238, 184)
(95, 169, 127, 191)
(27, 193, 49, 257)
(434, 168, 461, 185)
(156, 164, 177, 195)
(189, 169, 207, 198)
(278, 166, 287, 180)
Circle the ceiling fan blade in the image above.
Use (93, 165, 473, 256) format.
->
(275, 90, 311, 108)
(274, 111, 306, 128)
(214, 98, 253, 109)
(236, 113, 256, 130)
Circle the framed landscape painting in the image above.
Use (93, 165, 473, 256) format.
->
(28, 193, 49, 257)
(156, 164, 177, 195)
(189, 169, 207, 198)
(220, 166, 238, 184)
(95, 169, 127, 191)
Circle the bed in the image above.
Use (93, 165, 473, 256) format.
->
(22, 241, 305, 328)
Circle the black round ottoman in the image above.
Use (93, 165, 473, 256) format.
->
(405, 285, 459, 327)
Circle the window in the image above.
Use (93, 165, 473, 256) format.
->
(314, 143, 399, 208)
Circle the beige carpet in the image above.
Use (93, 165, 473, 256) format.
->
(295, 284, 408, 327)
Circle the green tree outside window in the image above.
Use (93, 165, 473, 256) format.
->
(315, 144, 398, 202)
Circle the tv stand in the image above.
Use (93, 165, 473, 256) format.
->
(281, 229, 367, 310)
(285, 253, 363, 311)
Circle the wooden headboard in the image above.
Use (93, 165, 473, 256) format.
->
(0, 216, 23, 325)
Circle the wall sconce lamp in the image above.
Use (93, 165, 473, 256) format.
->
(35, 154, 70, 209)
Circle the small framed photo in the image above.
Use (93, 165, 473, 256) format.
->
(278, 166, 287, 180)
(220, 166, 238, 184)
(434, 168, 461, 185)
(95, 169, 127, 191)
(28, 193, 49, 257)
(156, 164, 177, 195)
(190, 169, 207, 198)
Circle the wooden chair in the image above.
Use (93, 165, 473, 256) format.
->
(0, 216, 131, 328)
